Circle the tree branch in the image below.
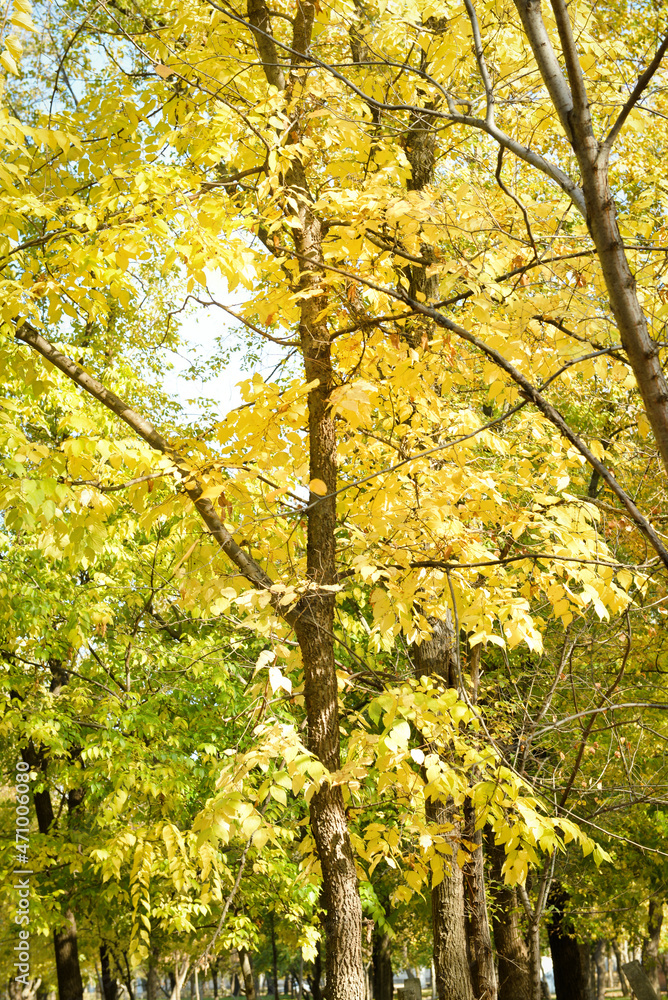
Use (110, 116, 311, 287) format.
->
(603, 29, 668, 150)
(513, 0, 574, 141)
(548, 0, 593, 137)
(14, 323, 283, 601)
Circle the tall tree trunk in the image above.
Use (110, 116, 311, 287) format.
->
(238, 950, 256, 1000)
(485, 834, 531, 1000)
(547, 886, 590, 1000)
(372, 926, 393, 1000)
(643, 894, 664, 993)
(99, 946, 118, 1000)
(292, 202, 363, 1000)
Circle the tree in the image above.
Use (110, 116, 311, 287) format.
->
(4, 1, 668, 999)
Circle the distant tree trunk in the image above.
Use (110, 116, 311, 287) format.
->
(485, 833, 531, 1000)
(309, 939, 322, 1000)
(271, 912, 279, 1000)
(643, 894, 664, 993)
(593, 941, 606, 1000)
(547, 886, 590, 1000)
(606, 943, 614, 990)
(238, 950, 256, 1000)
(170, 961, 190, 1000)
(9, 979, 41, 1000)
(100, 945, 118, 1000)
(372, 926, 393, 1000)
(211, 965, 218, 1000)
(615, 941, 629, 994)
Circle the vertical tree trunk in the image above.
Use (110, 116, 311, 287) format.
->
(372, 926, 393, 1000)
(547, 887, 590, 1000)
(245, 2, 365, 994)
(485, 833, 532, 1000)
(100, 946, 118, 1000)
(618, 941, 631, 994)
(238, 950, 256, 1000)
(292, 202, 363, 1000)
(643, 895, 664, 993)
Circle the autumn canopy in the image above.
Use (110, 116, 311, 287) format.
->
(2, 0, 668, 999)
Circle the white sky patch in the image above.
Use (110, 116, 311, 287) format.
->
(161, 275, 298, 418)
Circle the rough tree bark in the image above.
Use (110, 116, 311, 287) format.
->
(270, 913, 280, 1000)
(17, 0, 366, 992)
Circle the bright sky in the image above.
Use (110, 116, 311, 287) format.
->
(160, 279, 296, 419)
